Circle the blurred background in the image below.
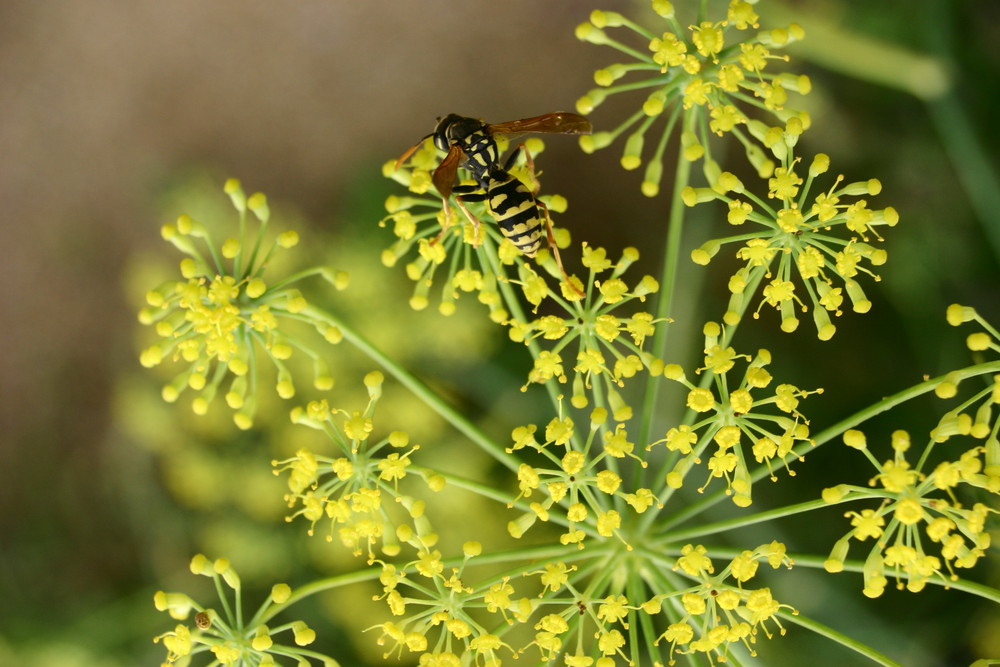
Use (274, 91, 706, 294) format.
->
(1, 0, 998, 665)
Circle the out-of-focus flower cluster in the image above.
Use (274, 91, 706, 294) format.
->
(275, 371, 444, 563)
(138, 179, 349, 428)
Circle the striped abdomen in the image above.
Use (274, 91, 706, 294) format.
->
(486, 170, 545, 257)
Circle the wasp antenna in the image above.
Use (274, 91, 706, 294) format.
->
(394, 133, 434, 171)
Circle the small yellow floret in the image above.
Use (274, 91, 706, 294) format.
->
(843, 429, 867, 449)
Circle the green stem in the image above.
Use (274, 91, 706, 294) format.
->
(659, 499, 829, 541)
(809, 360, 1000, 448)
(919, 1, 1000, 264)
(773, 3, 950, 100)
(639, 132, 693, 450)
(423, 468, 575, 531)
(301, 304, 516, 471)
(265, 267, 327, 294)
(779, 610, 904, 667)
(420, 467, 520, 509)
(788, 553, 1000, 606)
(255, 569, 380, 628)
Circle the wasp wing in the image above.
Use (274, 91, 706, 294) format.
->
(432, 143, 466, 199)
(487, 112, 592, 138)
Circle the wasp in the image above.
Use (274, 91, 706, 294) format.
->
(396, 112, 592, 288)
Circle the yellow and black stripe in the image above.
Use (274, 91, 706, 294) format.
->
(486, 170, 545, 257)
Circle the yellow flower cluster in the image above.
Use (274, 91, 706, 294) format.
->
(577, 2, 897, 340)
(274, 372, 439, 562)
(153, 555, 327, 666)
(821, 305, 1000, 596)
(654, 543, 795, 663)
(823, 428, 995, 596)
(687, 154, 898, 339)
(370, 538, 792, 667)
(652, 322, 817, 505)
(576, 1, 807, 196)
(138, 179, 349, 428)
(508, 245, 665, 411)
(507, 405, 660, 547)
(371, 545, 529, 667)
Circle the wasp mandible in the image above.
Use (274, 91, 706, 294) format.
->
(396, 112, 592, 288)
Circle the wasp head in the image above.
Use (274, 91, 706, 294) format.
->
(433, 114, 486, 152)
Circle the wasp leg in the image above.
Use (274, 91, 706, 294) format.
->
(504, 142, 545, 195)
(534, 197, 584, 296)
(430, 195, 455, 247)
(427, 193, 463, 248)
(506, 145, 583, 296)
(447, 185, 488, 248)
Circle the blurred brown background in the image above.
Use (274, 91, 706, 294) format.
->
(1, 1, 998, 665)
